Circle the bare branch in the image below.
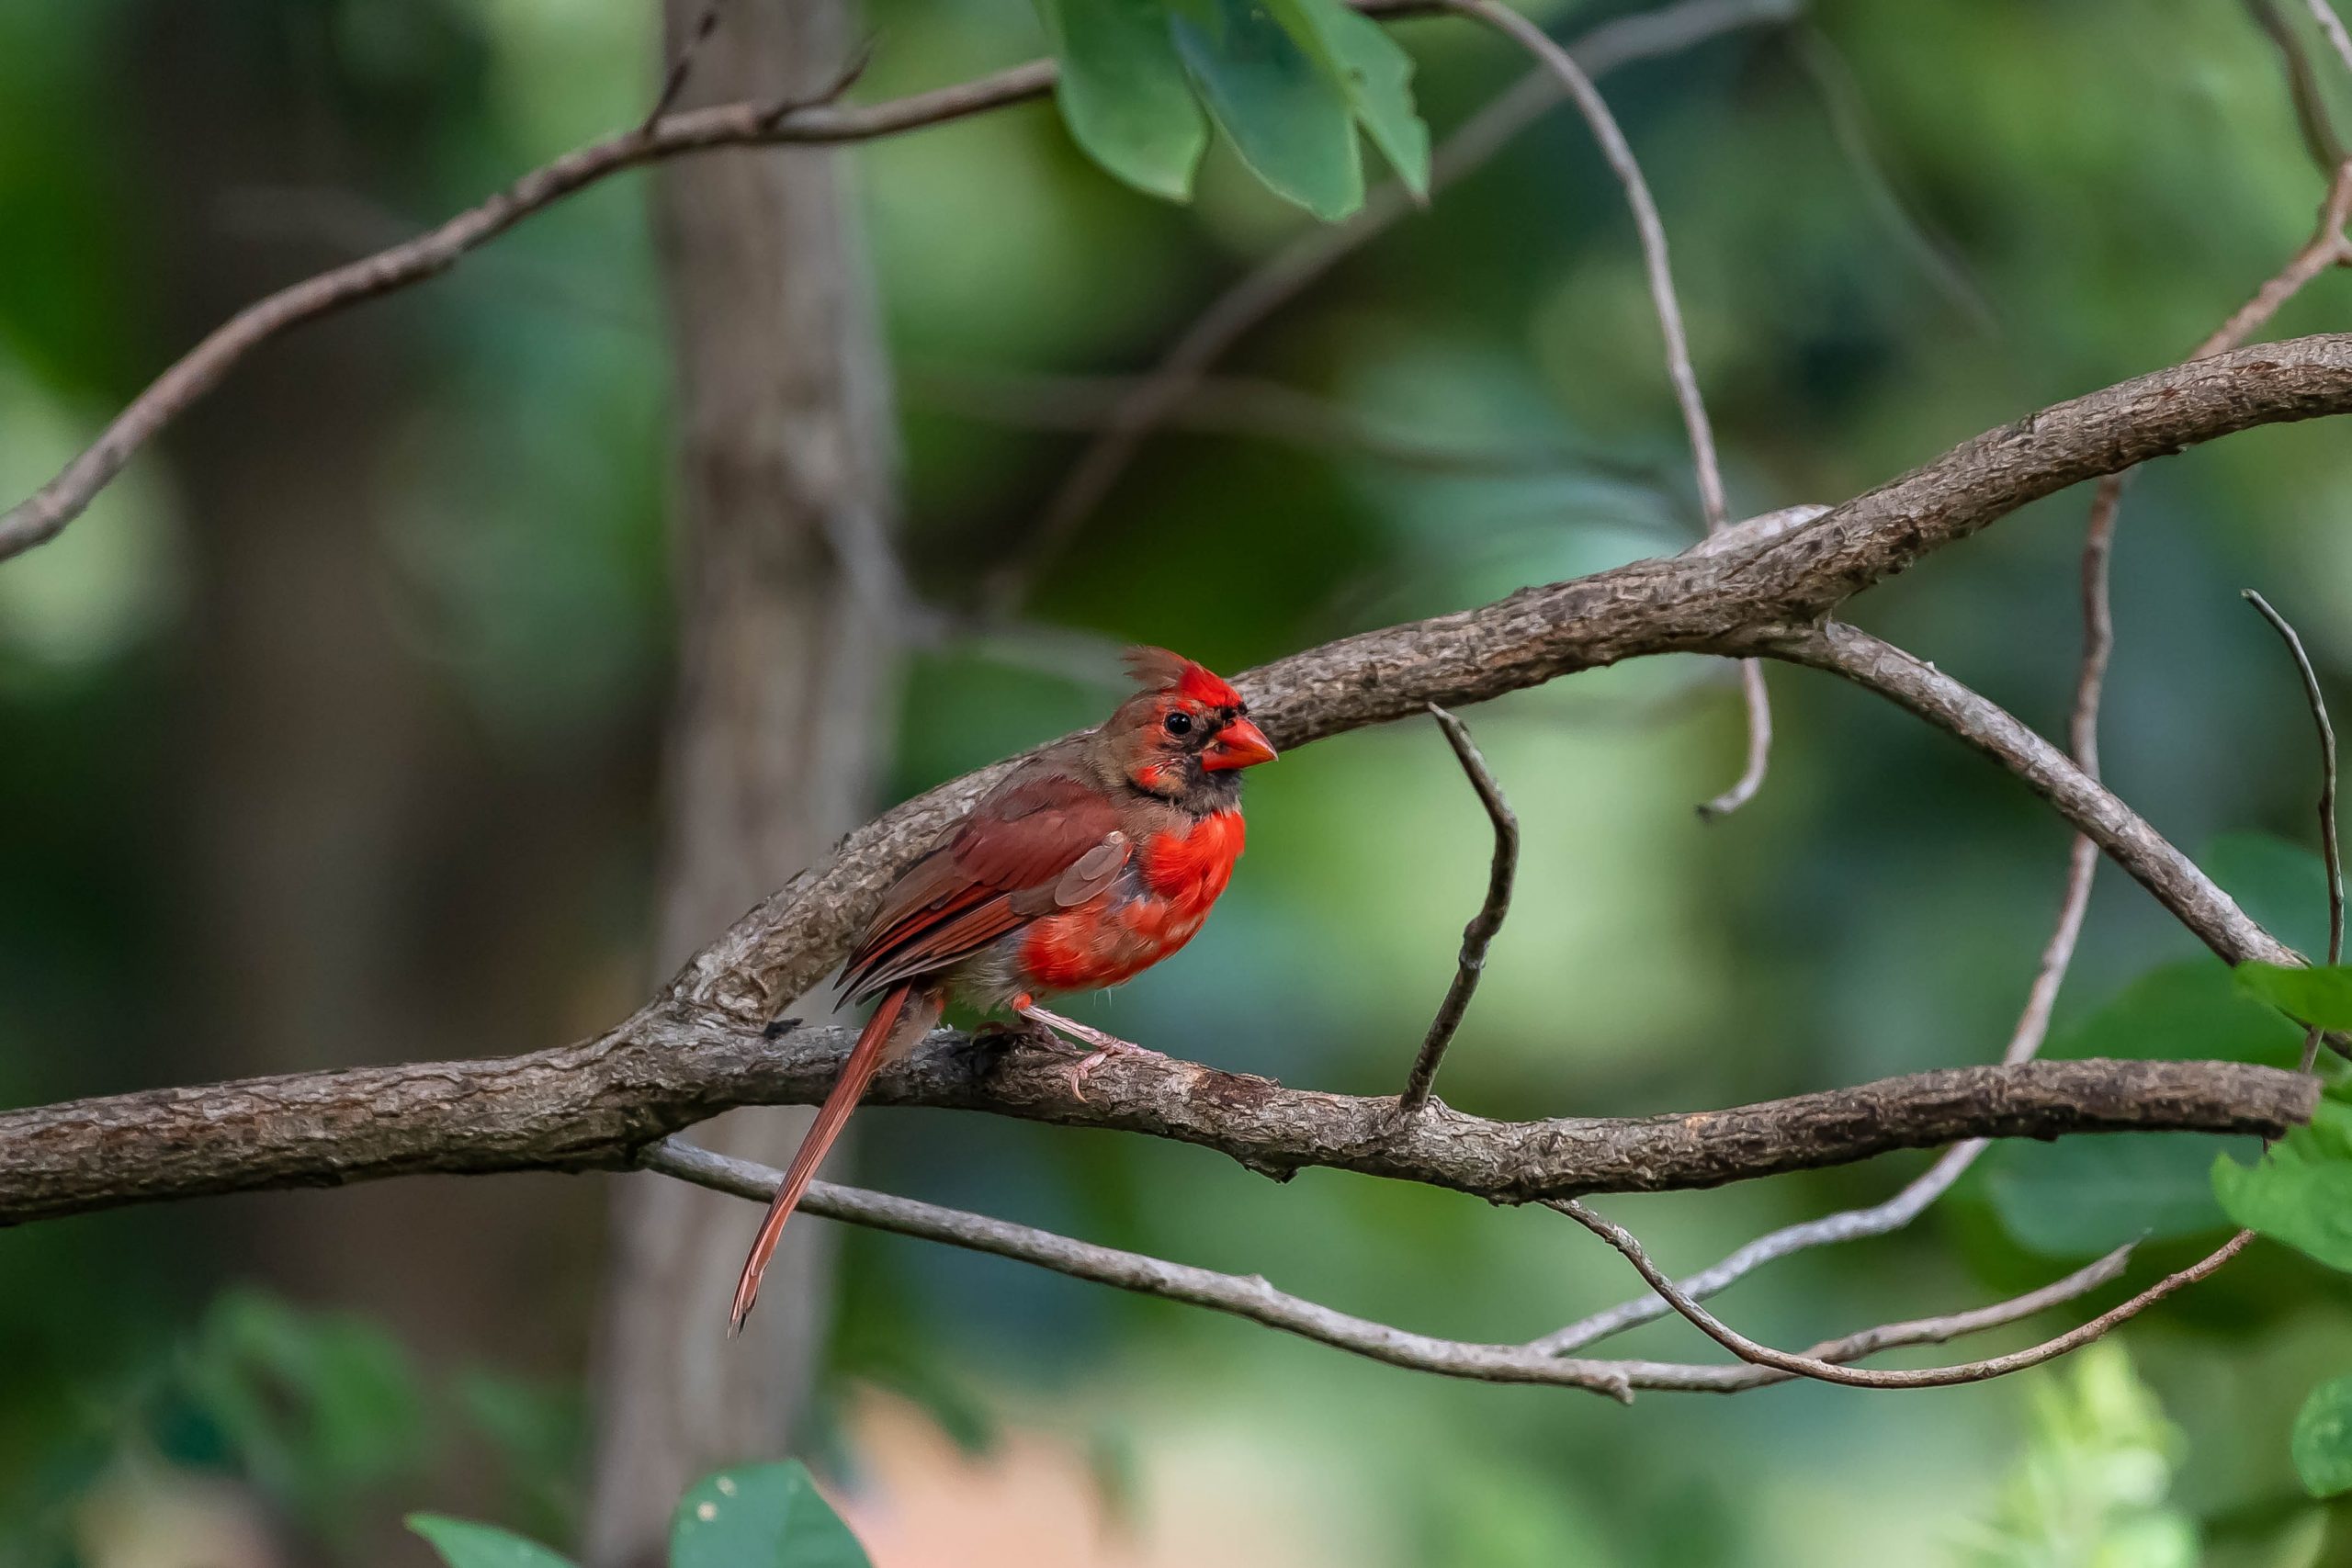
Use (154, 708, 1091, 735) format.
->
(1447, 0, 1724, 528)
(2194, 160, 2352, 358)
(1, 50, 1037, 561)
(1398, 705, 1521, 1111)
(1556, 1199, 2252, 1389)
(1762, 618, 2298, 971)
(645, 0, 727, 130)
(2245, 0, 2348, 173)
(644, 1137, 2133, 1397)
(0, 1024, 2309, 1227)
(1786, 27, 1998, 332)
(1696, 662, 1774, 818)
(2310, 0, 2352, 78)
(990, 0, 1792, 613)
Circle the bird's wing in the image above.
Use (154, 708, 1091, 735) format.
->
(841, 770, 1131, 998)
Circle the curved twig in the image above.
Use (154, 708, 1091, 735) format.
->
(645, 1137, 2134, 1398)
(1556, 1199, 2251, 1390)
(1398, 705, 1521, 1111)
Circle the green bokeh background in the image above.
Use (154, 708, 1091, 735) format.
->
(8, 0, 2352, 1562)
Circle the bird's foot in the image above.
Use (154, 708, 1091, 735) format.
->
(761, 1016, 803, 1041)
(1017, 1003, 1162, 1101)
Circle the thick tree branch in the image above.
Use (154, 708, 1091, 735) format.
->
(0, 1024, 2312, 1227)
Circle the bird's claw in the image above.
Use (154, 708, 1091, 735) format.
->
(1061, 1038, 1162, 1102)
(1010, 1002, 1163, 1101)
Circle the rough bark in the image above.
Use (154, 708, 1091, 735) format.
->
(582, 1, 896, 1559)
(0, 1028, 2310, 1222)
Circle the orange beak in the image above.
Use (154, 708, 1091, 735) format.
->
(1202, 716, 1278, 772)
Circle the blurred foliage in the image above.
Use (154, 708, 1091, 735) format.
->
(1961, 1342, 2199, 1568)
(0, 1288, 582, 1567)
(12, 0, 2352, 1562)
(412, 1461, 868, 1568)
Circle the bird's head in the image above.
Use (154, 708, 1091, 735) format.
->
(1100, 646, 1278, 803)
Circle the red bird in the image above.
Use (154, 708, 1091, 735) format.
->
(730, 647, 1278, 1329)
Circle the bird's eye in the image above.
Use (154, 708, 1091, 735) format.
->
(1163, 711, 1193, 736)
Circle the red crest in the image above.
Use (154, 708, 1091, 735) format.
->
(1123, 646, 1243, 708)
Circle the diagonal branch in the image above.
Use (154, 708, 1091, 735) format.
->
(1757, 617, 2297, 971)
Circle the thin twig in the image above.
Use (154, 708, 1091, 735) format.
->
(643, 1137, 2130, 1396)
(1786, 27, 1998, 331)
(2246, 0, 2348, 174)
(1556, 1198, 2249, 1389)
(1696, 662, 1774, 818)
(1442, 0, 1724, 527)
(988, 0, 1792, 615)
(2193, 159, 2352, 359)
(2245, 590, 2345, 1074)
(1398, 706, 1521, 1111)
(2310, 0, 2352, 77)
(644, 0, 726, 131)
(1447, 0, 1782, 820)
(0, 45, 950, 561)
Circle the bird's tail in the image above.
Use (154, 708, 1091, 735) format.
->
(729, 981, 943, 1333)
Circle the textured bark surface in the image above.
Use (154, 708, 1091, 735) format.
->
(582, 2, 897, 1559)
(661, 339, 2348, 1032)
(0, 1022, 2310, 1222)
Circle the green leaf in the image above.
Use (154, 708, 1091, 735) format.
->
(2050, 960, 2304, 1068)
(407, 1516, 578, 1568)
(1169, 0, 1363, 219)
(1982, 1132, 2252, 1257)
(2236, 963, 2352, 1032)
(2293, 1376, 2352, 1496)
(1272, 0, 1430, 195)
(2214, 1100, 2352, 1271)
(671, 1461, 872, 1568)
(1036, 0, 1207, 201)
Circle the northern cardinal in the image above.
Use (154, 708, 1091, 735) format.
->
(729, 647, 1278, 1330)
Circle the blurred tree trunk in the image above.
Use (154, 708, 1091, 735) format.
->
(582, 1, 897, 1560)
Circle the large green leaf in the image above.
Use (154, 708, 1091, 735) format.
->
(1982, 1132, 2253, 1257)
(1036, 0, 1207, 200)
(2294, 1376, 2352, 1497)
(2214, 1100, 2352, 1272)
(671, 1461, 872, 1568)
(2236, 964, 2352, 1032)
(407, 1517, 578, 1568)
(1169, 0, 1363, 219)
(1272, 0, 1430, 196)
